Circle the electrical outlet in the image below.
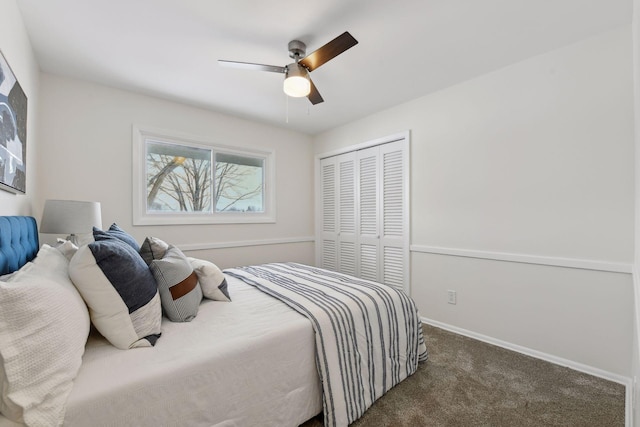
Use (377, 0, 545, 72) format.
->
(447, 290, 457, 305)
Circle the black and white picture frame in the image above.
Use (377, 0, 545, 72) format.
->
(0, 50, 27, 194)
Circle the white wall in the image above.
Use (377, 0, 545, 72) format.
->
(632, 0, 640, 422)
(37, 74, 315, 268)
(0, 0, 40, 215)
(315, 27, 634, 377)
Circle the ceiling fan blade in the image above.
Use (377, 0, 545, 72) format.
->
(299, 31, 358, 72)
(218, 60, 285, 74)
(307, 79, 324, 105)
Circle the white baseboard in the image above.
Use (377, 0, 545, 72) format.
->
(630, 264, 640, 427)
(421, 317, 632, 426)
(421, 317, 630, 384)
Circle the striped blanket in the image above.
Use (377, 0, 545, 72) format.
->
(224, 263, 428, 427)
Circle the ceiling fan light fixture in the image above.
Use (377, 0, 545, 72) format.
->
(219, 31, 357, 105)
(283, 64, 310, 97)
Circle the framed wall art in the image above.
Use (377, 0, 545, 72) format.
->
(0, 50, 27, 194)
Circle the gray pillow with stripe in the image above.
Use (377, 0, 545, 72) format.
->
(150, 245, 203, 322)
(139, 236, 169, 266)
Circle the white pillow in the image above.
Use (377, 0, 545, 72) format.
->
(0, 245, 89, 426)
(54, 238, 79, 261)
(188, 257, 231, 302)
(0, 272, 15, 281)
(31, 244, 74, 276)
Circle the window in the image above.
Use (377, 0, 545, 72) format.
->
(214, 152, 264, 213)
(133, 126, 275, 225)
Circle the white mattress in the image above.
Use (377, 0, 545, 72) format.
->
(0, 276, 322, 427)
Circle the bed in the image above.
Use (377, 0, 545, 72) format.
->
(0, 216, 428, 427)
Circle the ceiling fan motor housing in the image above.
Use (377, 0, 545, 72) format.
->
(288, 40, 306, 60)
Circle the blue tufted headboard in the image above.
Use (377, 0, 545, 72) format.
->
(0, 216, 39, 275)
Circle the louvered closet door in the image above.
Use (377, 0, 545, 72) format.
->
(358, 146, 381, 282)
(337, 153, 357, 276)
(379, 140, 407, 291)
(320, 157, 338, 270)
(318, 134, 409, 293)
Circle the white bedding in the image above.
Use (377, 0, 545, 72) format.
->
(0, 276, 322, 427)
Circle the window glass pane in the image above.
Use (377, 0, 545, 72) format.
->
(135, 126, 275, 225)
(146, 140, 212, 213)
(215, 152, 264, 213)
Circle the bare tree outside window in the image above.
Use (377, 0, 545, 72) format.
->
(146, 141, 212, 213)
(215, 152, 264, 213)
(145, 140, 265, 215)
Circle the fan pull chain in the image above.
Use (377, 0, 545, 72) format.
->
(285, 94, 289, 123)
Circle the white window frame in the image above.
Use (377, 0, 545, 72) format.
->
(133, 125, 276, 225)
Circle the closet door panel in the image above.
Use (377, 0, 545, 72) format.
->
(358, 152, 378, 236)
(322, 240, 337, 271)
(320, 157, 338, 270)
(380, 141, 408, 292)
(337, 153, 357, 276)
(360, 243, 379, 282)
(382, 148, 403, 239)
(358, 147, 381, 281)
(382, 246, 404, 290)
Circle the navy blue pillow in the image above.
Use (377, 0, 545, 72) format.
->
(93, 223, 140, 252)
(68, 237, 162, 349)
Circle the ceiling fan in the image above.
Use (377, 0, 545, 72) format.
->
(218, 32, 358, 105)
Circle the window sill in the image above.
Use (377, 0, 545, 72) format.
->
(133, 213, 276, 226)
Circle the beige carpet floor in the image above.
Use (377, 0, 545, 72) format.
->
(301, 324, 625, 426)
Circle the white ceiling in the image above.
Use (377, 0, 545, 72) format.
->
(16, 0, 631, 135)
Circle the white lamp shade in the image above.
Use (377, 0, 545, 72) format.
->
(283, 64, 311, 97)
(40, 200, 102, 235)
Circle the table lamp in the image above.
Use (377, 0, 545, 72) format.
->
(40, 199, 102, 245)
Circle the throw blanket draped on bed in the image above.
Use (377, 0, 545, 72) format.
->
(224, 263, 428, 427)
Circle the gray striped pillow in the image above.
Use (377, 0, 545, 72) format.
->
(150, 245, 203, 322)
(139, 236, 169, 266)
